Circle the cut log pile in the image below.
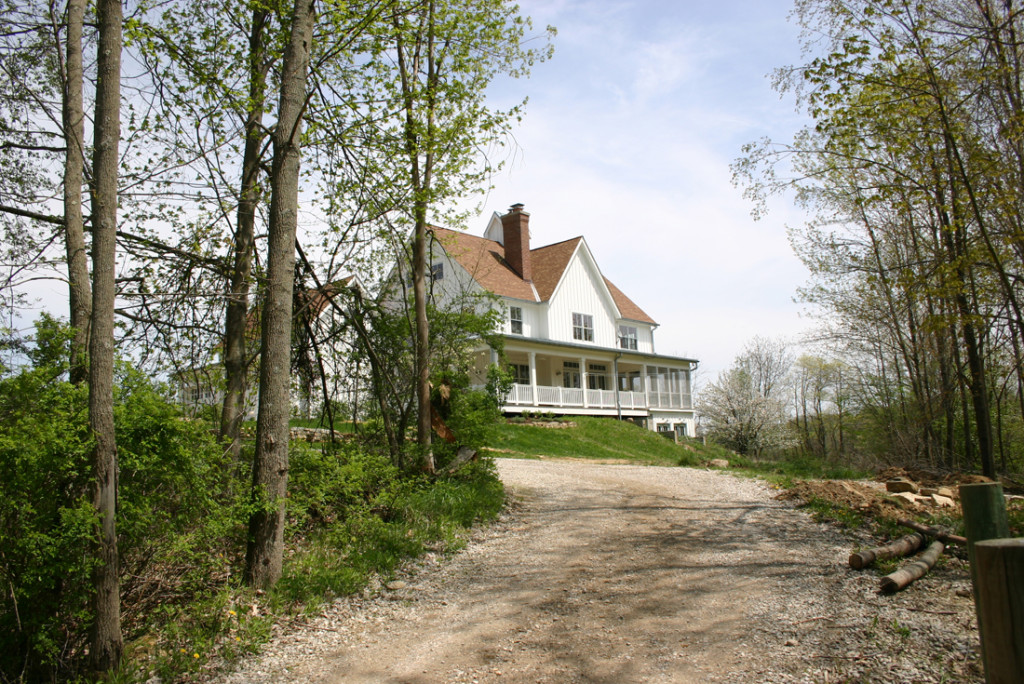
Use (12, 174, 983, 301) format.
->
(846, 476, 971, 593)
(848, 519, 961, 592)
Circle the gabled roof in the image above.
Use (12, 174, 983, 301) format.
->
(431, 227, 656, 325)
(430, 228, 536, 301)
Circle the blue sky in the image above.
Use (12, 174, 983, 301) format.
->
(467, 0, 814, 383)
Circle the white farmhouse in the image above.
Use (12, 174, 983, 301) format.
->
(428, 203, 697, 437)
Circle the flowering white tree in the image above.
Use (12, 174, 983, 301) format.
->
(697, 337, 795, 456)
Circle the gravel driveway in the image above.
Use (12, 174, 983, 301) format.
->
(215, 458, 982, 683)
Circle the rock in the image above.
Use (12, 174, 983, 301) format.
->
(386, 581, 407, 590)
(931, 494, 955, 508)
(886, 478, 919, 494)
(893, 492, 927, 505)
(709, 459, 729, 469)
(937, 487, 955, 498)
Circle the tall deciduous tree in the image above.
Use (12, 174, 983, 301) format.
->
(367, 0, 552, 471)
(734, 0, 1024, 476)
(59, 0, 91, 385)
(244, 0, 316, 590)
(88, 0, 122, 670)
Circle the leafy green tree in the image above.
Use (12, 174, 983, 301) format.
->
(359, 0, 553, 471)
(734, 0, 1024, 476)
(244, 0, 316, 591)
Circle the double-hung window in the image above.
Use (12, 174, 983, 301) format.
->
(572, 313, 594, 342)
(619, 325, 638, 350)
(430, 263, 444, 281)
(509, 306, 523, 334)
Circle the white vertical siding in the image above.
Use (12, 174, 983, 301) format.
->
(636, 324, 654, 353)
(547, 252, 618, 346)
(502, 299, 542, 337)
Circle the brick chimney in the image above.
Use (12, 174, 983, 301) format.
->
(501, 203, 532, 282)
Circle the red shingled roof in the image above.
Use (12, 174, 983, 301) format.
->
(431, 227, 656, 325)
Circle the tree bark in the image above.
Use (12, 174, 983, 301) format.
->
(244, 0, 315, 590)
(880, 541, 944, 593)
(221, 7, 269, 463)
(62, 0, 91, 385)
(849, 533, 924, 570)
(87, 0, 123, 670)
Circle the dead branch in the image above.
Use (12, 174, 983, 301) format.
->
(897, 518, 967, 545)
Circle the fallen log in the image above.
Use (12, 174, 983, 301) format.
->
(880, 540, 945, 593)
(849, 533, 925, 570)
(897, 518, 967, 545)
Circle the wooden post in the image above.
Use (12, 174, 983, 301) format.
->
(960, 482, 1010, 676)
(974, 539, 1024, 684)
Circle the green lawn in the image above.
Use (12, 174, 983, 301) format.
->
(485, 416, 709, 466)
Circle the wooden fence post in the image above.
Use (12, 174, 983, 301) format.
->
(960, 482, 1011, 678)
(974, 539, 1024, 684)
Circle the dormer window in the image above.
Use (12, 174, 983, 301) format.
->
(619, 325, 638, 350)
(572, 313, 594, 342)
(510, 306, 523, 334)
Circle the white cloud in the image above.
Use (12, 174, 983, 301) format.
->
(467, 0, 815, 380)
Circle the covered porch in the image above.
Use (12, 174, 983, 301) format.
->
(474, 346, 693, 416)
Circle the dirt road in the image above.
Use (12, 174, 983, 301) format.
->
(220, 459, 981, 683)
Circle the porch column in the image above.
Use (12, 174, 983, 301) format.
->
(642, 364, 653, 430)
(528, 351, 537, 407)
(490, 347, 498, 366)
(581, 356, 588, 408)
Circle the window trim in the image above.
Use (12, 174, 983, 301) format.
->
(572, 312, 594, 342)
(619, 325, 638, 350)
(509, 305, 523, 335)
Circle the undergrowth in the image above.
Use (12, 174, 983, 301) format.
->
(0, 353, 505, 683)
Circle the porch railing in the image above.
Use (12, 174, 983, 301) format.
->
(501, 384, 689, 411)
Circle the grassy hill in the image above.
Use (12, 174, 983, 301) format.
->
(484, 416, 731, 467)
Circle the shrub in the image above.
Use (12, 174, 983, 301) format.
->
(0, 356, 240, 682)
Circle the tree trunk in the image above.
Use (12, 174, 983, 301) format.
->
(880, 541, 944, 593)
(849, 533, 924, 570)
(87, 0, 123, 670)
(62, 0, 91, 385)
(413, 211, 433, 471)
(221, 7, 269, 463)
(244, 0, 315, 590)
(897, 517, 967, 545)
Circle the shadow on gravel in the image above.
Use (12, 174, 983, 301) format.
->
(426, 473, 823, 682)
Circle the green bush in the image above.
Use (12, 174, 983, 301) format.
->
(0, 368, 95, 682)
(0, 353, 240, 682)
